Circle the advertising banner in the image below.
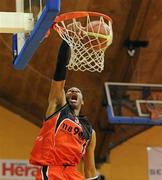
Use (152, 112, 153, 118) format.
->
(147, 147, 162, 180)
(0, 159, 39, 180)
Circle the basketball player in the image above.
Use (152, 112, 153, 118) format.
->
(29, 40, 98, 180)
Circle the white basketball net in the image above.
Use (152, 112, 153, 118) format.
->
(54, 14, 113, 72)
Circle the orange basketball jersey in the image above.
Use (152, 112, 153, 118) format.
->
(29, 104, 92, 167)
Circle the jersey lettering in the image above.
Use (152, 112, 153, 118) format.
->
(58, 120, 85, 143)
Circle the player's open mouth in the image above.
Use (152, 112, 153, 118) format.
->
(70, 94, 77, 103)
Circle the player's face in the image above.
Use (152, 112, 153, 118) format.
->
(66, 87, 84, 110)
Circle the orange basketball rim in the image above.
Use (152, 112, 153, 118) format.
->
(50, 11, 113, 73)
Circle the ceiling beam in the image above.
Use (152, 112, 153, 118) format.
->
(109, 0, 151, 82)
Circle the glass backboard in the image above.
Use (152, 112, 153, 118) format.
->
(105, 82, 162, 125)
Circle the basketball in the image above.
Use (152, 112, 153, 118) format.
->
(82, 20, 111, 50)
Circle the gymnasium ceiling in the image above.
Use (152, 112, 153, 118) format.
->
(0, 0, 162, 166)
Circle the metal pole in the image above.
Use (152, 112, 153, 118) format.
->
(16, 0, 25, 54)
(16, 0, 24, 12)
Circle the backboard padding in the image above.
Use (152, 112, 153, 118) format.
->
(13, 0, 60, 69)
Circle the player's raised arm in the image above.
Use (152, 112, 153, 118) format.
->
(46, 40, 70, 118)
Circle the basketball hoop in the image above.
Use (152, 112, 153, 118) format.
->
(51, 11, 113, 72)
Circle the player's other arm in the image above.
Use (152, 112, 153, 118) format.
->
(46, 40, 69, 118)
(84, 130, 98, 180)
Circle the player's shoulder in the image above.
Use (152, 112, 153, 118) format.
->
(92, 129, 96, 139)
(45, 103, 69, 121)
(87, 129, 96, 149)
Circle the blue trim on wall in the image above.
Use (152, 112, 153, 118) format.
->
(106, 106, 162, 125)
(13, 0, 60, 69)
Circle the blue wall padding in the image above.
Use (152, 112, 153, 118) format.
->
(13, 0, 60, 69)
(106, 106, 162, 125)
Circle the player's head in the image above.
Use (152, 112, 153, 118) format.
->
(66, 87, 84, 110)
